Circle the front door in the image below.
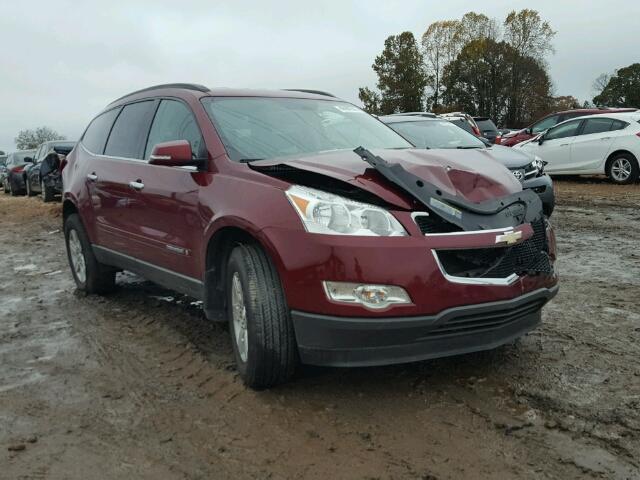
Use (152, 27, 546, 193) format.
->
(537, 119, 583, 173)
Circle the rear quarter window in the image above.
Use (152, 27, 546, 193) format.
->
(82, 108, 121, 154)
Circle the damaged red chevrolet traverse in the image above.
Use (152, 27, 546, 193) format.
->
(62, 84, 558, 388)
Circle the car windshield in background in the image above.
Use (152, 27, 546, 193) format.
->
(8, 152, 33, 163)
(390, 120, 486, 150)
(202, 97, 412, 161)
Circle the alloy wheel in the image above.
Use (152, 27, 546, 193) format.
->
(68, 229, 86, 283)
(611, 157, 632, 182)
(230, 272, 249, 362)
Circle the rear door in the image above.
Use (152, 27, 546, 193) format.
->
(126, 98, 207, 279)
(568, 117, 616, 173)
(92, 100, 157, 255)
(537, 119, 582, 173)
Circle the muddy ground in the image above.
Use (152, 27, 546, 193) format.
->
(1, 178, 639, 480)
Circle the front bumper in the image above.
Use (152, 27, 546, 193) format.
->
(522, 174, 555, 216)
(293, 285, 558, 367)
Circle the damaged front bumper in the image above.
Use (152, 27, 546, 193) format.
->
(292, 285, 558, 367)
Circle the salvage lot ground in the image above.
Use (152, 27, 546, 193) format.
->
(1, 179, 639, 480)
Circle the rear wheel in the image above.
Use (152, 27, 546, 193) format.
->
(64, 214, 116, 294)
(226, 243, 297, 389)
(42, 180, 54, 202)
(607, 153, 639, 184)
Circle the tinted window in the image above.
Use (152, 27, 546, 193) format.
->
(145, 100, 203, 159)
(449, 118, 474, 134)
(202, 97, 411, 161)
(532, 115, 560, 133)
(611, 120, 628, 131)
(83, 108, 120, 154)
(545, 120, 581, 141)
(104, 101, 155, 159)
(581, 118, 614, 135)
(475, 119, 498, 133)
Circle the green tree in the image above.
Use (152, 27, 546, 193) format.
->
(15, 127, 65, 150)
(358, 87, 381, 114)
(442, 38, 551, 127)
(593, 63, 640, 107)
(360, 32, 428, 114)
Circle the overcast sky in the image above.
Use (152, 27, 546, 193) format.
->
(1, 0, 638, 151)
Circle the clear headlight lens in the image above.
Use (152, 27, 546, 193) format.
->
(323, 281, 412, 309)
(531, 156, 544, 174)
(286, 185, 407, 236)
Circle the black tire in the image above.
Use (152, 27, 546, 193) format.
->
(9, 177, 21, 196)
(26, 177, 35, 197)
(226, 243, 297, 389)
(64, 213, 116, 294)
(606, 153, 639, 185)
(42, 180, 54, 202)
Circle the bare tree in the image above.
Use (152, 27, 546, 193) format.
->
(421, 20, 461, 109)
(15, 127, 66, 150)
(503, 9, 556, 62)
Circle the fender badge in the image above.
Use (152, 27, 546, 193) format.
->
(495, 230, 522, 245)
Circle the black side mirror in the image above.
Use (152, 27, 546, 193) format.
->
(479, 137, 492, 147)
(24, 157, 34, 163)
(538, 136, 545, 145)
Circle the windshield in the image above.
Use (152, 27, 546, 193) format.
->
(388, 120, 486, 149)
(202, 97, 412, 161)
(8, 151, 35, 164)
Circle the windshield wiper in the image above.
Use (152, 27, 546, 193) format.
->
(238, 158, 264, 163)
(455, 145, 483, 149)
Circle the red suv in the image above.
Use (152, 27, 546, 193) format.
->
(62, 84, 558, 388)
(501, 108, 638, 147)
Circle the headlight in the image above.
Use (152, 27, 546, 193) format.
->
(531, 156, 544, 174)
(286, 185, 407, 236)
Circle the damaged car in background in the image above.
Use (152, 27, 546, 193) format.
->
(62, 85, 558, 389)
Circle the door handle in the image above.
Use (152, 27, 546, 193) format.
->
(87, 172, 97, 181)
(600, 137, 611, 140)
(560, 144, 569, 147)
(129, 180, 144, 191)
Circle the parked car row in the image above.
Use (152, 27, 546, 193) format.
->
(55, 84, 558, 388)
(1, 141, 76, 201)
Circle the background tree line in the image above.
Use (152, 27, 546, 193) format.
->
(359, 10, 640, 128)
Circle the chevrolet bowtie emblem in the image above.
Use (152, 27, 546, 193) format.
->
(495, 230, 522, 245)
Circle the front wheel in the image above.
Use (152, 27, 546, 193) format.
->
(42, 180, 55, 202)
(226, 244, 297, 389)
(607, 153, 639, 184)
(64, 214, 116, 294)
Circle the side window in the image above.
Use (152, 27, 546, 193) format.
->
(581, 118, 614, 135)
(610, 120, 629, 131)
(82, 108, 121, 154)
(144, 100, 204, 159)
(104, 101, 156, 159)
(532, 115, 559, 133)
(545, 120, 582, 141)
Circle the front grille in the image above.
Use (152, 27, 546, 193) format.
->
(436, 219, 552, 279)
(414, 214, 462, 234)
(425, 298, 545, 338)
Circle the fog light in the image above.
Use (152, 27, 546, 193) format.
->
(323, 281, 411, 309)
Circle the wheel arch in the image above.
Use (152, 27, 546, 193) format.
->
(605, 149, 638, 175)
(202, 220, 285, 320)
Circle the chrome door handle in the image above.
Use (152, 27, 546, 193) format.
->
(87, 173, 97, 181)
(129, 180, 144, 191)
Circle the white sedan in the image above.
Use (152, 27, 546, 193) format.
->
(514, 112, 640, 184)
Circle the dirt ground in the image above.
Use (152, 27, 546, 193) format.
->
(1, 178, 639, 480)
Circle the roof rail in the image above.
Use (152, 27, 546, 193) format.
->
(109, 83, 210, 104)
(283, 89, 337, 98)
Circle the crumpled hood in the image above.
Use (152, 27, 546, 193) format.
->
(251, 148, 523, 210)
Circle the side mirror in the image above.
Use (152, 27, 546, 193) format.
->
(538, 135, 545, 145)
(148, 140, 205, 169)
(479, 137, 492, 147)
(24, 157, 34, 163)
